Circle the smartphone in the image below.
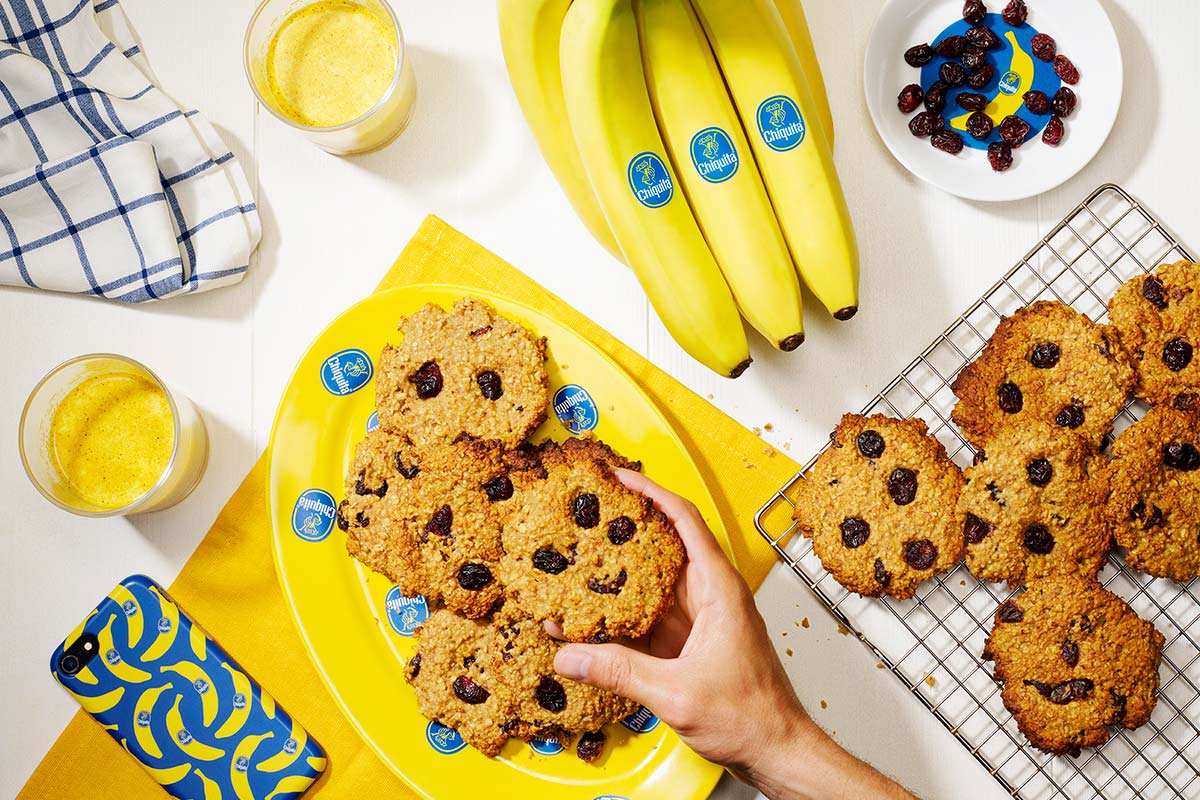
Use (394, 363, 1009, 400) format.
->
(51, 575, 326, 800)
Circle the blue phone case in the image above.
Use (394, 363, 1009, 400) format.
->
(51, 575, 326, 800)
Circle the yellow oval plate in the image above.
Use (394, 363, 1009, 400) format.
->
(267, 284, 728, 800)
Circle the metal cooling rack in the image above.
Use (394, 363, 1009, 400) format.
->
(755, 184, 1199, 800)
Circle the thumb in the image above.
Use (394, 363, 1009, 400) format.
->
(555, 642, 674, 713)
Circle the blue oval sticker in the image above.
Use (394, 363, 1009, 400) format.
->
(384, 586, 428, 636)
(626, 152, 674, 209)
(426, 721, 466, 755)
(320, 348, 373, 396)
(292, 489, 337, 542)
(366, 410, 379, 432)
(620, 705, 660, 734)
(529, 737, 564, 756)
(757, 95, 806, 152)
(690, 126, 739, 183)
(553, 384, 599, 435)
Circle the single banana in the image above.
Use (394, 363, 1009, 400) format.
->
(497, 0, 623, 261)
(132, 683, 171, 760)
(141, 587, 180, 662)
(561, 0, 751, 378)
(165, 693, 225, 761)
(691, 0, 860, 320)
(772, 0, 834, 146)
(62, 684, 124, 715)
(98, 617, 152, 684)
(194, 767, 222, 800)
(950, 31, 1035, 132)
(107, 583, 144, 650)
(214, 662, 253, 739)
(230, 733, 272, 800)
(161, 659, 221, 727)
(266, 774, 319, 800)
(121, 739, 191, 786)
(638, 0, 805, 351)
(257, 717, 308, 773)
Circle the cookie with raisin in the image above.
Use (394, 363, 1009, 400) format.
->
(339, 430, 528, 617)
(982, 573, 1164, 756)
(375, 298, 550, 448)
(951, 301, 1134, 450)
(792, 414, 966, 599)
(958, 422, 1110, 586)
(500, 441, 684, 642)
(1108, 261, 1200, 411)
(1104, 406, 1200, 581)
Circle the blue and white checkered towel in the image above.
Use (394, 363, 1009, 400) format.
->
(0, 0, 259, 302)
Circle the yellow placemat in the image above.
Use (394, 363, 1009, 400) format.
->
(20, 216, 800, 799)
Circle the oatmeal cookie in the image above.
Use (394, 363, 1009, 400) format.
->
(951, 301, 1134, 450)
(1104, 406, 1200, 581)
(982, 573, 1164, 756)
(1108, 261, 1200, 411)
(374, 298, 550, 448)
(792, 414, 966, 599)
(501, 442, 684, 642)
(958, 422, 1110, 586)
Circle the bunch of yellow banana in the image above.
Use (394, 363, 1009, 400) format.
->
(498, 0, 858, 377)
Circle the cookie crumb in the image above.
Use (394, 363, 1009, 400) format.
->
(837, 623, 850, 636)
(925, 675, 937, 688)
(764, 423, 774, 431)
(786, 648, 794, 657)
(783, 441, 792, 451)
(801, 617, 810, 628)
(961, 580, 967, 586)
(876, 662, 885, 669)
(820, 700, 828, 709)
(781, 631, 788, 637)
(752, 426, 763, 437)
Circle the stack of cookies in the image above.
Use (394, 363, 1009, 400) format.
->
(336, 298, 685, 758)
(792, 260, 1200, 757)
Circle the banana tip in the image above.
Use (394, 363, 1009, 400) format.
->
(729, 358, 753, 379)
(779, 333, 806, 352)
(833, 306, 858, 321)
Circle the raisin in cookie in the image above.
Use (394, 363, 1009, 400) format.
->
(501, 441, 683, 642)
(951, 301, 1134, 450)
(1108, 261, 1200, 412)
(1104, 406, 1200, 582)
(375, 298, 549, 448)
(958, 422, 1110, 586)
(983, 573, 1164, 756)
(339, 431, 527, 617)
(792, 414, 966, 599)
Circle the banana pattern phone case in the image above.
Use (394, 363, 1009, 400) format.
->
(51, 575, 326, 800)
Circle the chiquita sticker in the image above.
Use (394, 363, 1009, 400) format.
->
(689, 126, 739, 183)
(756, 95, 806, 151)
(626, 151, 674, 208)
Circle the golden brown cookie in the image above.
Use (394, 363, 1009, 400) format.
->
(792, 414, 966, 599)
(1104, 406, 1200, 582)
(374, 298, 550, 449)
(951, 301, 1134, 450)
(500, 441, 684, 642)
(958, 422, 1111, 586)
(982, 573, 1164, 756)
(1108, 261, 1200, 412)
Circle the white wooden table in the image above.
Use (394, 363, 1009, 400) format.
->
(3, 1, 1198, 797)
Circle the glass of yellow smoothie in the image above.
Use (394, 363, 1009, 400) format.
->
(244, 0, 416, 154)
(19, 355, 209, 517)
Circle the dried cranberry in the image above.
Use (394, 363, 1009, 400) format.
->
(987, 140, 1012, 170)
(453, 675, 490, 704)
(576, 730, 606, 762)
(997, 600, 1023, 623)
(966, 63, 995, 89)
(956, 91, 988, 111)
(355, 511, 370, 527)
(457, 563, 493, 590)
(924, 80, 948, 112)
(857, 429, 885, 458)
(1042, 115, 1064, 146)
(1056, 404, 1085, 429)
(532, 548, 569, 574)
(1163, 338, 1193, 372)
(1052, 87, 1077, 117)
(841, 518, 870, 548)
(904, 43, 934, 67)
(965, 25, 1000, 50)
(477, 370, 503, 400)
(483, 475, 514, 502)
(903, 539, 938, 570)
(1031, 33, 1057, 62)
(425, 504, 453, 538)
(394, 453, 420, 479)
(407, 652, 422, 680)
(897, 84, 923, 113)
(997, 382, 1024, 413)
(931, 129, 965, 154)
(887, 468, 919, 505)
(409, 361, 443, 399)
(962, 46, 987, 71)
(354, 474, 372, 496)
(1028, 677, 1093, 704)
(1026, 458, 1053, 486)
(940, 61, 966, 88)
(963, 0, 987, 24)
(336, 500, 350, 532)
(964, 513, 993, 544)
(470, 325, 492, 337)
(1022, 90, 1050, 115)
(587, 569, 627, 595)
(874, 558, 892, 587)
(607, 516, 636, 544)
(1001, 0, 1027, 26)
(1061, 640, 1080, 668)
(1176, 394, 1200, 412)
(1164, 442, 1200, 472)
(999, 114, 1032, 147)
(536, 676, 567, 712)
(909, 111, 944, 138)
(1023, 524, 1055, 554)
(573, 493, 600, 528)
(966, 111, 995, 141)
(1141, 276, 1168, 309)
(1053, 55, 1080, 84)
(1030, 342, 1060, 368)
(935, 35, 967, 58)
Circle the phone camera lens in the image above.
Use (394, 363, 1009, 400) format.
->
(59, 653, 81, 676)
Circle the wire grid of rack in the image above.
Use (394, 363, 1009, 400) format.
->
(754, 184, 1199, 800)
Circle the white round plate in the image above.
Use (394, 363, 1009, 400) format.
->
(864, 0, 1122, 202)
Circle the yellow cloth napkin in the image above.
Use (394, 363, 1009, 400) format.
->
(20, 216, 800, 799)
